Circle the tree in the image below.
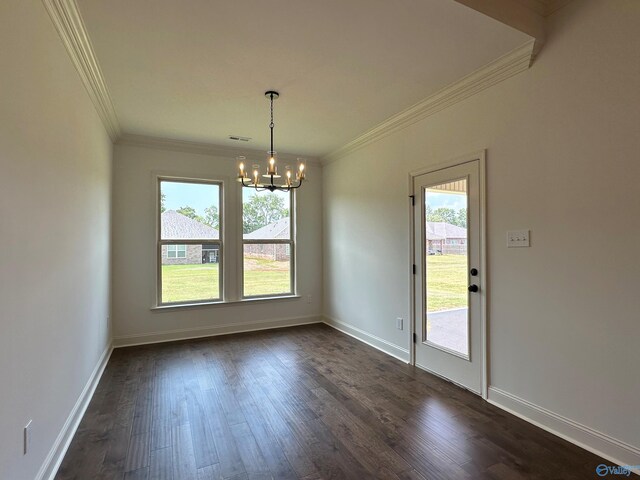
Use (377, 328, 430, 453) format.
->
(177, 206, 204, 224)
(203, 205, 219, 230)
(160, 193, 166, 213)
(243, 194, 288, 233)
(456, 208, 467, 228)
(427, 207, 457, 225)
(426, 206, 467, 228)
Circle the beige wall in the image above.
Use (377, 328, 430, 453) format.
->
(111, 144, 322, 345)
(323, 0, 639, 464)
(0, 1, 113, 479)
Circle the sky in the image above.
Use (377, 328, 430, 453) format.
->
(162, 181, 219, 215)
(425, 191, 467, 211)
(162, 180, 462, 215)
(161, 180, 289, 216)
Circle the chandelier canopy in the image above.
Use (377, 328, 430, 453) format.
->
(237, 91, 306, 192)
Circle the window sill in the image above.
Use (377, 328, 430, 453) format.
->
(151, 295, 301, 312)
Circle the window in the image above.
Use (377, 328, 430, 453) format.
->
(167, 244, 186, 258)
(159, 179, 222, 305)
(242, 188, 294, 297)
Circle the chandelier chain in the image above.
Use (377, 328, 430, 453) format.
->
(269, 94, 274, 129)
(269, 93, 274, 153)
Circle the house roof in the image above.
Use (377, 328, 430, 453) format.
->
(161, 210, 219, 240)
(245, 217, 290, 240)
(426, 222, 466, 240)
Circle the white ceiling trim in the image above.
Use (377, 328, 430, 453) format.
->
(42, 0, 121, 141)
(322, 39, 535, 165)
(118, 134, 321, 167)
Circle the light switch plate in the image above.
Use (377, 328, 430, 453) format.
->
(507, 229, 530, 248)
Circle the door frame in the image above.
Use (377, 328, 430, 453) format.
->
(408, 150, 488, 399)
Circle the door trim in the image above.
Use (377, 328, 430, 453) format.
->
(408, 150, 488, 398)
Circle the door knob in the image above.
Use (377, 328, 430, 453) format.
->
(468, 284, 479, 293)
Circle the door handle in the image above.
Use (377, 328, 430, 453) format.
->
(468, 284, 479, 293)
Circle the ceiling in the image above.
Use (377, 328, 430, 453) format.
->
(76, 0, 531, 158)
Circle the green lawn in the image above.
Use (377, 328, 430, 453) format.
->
(162, 255, 465, 308)
(161, 264, 220, 303)
(161, 257, 290, 303)
(426, 254, 468, 312)
(242, 257, 291, 297)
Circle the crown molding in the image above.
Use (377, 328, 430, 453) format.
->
(117, 134, 321, 167)
(322, 39, 535, 165)
(42, 0, 121, 141)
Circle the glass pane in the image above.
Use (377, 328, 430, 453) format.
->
(243, 188, 290, 239)
(243, 243, 291, 297)
(161, 181, 220, 240)
(425, 179, 469, 356)
(161, 243, 220, 303)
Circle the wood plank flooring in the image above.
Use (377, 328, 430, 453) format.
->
(56, 324, 613, 479)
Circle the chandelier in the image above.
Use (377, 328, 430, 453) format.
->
(237, 91, 306, 192)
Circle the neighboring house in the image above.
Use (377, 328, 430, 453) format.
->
(244, 217, 291, 261)
(426, 222, 467, 255)
(161, 210, 219, 265)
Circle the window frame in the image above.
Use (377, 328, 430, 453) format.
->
(157, 177, 224, 306)
(240, 188, 296, 299)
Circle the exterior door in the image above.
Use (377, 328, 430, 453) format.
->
(412, 157, 485, 395)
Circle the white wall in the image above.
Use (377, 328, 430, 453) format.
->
(111, 143, 322, 345)
(323, 0, 639, 464)
(0, 1, 113, 479)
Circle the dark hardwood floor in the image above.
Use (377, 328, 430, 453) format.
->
(56, 324, 612, 479)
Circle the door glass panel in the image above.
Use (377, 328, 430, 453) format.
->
(424, 179, 469, 357)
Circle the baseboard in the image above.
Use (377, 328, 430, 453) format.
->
(112, 315, 322, 348)
(487, 386, 640, 474)
(322, 315, 410, 363)
(36, 344, 113, 480)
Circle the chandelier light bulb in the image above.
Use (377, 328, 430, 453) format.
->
(297, 159, 306, 180)
(237, 156, 248, 181)
(267, 152, 277, 175)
